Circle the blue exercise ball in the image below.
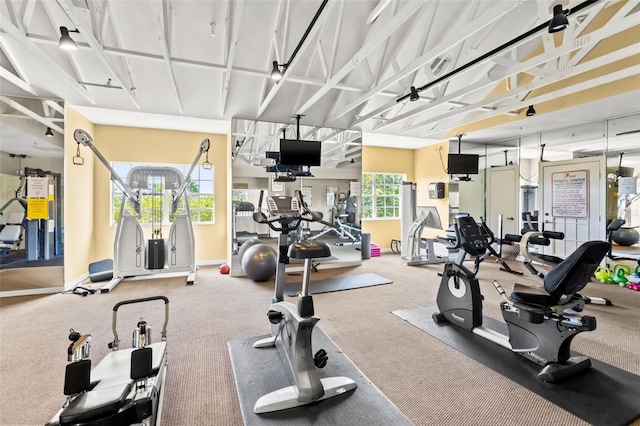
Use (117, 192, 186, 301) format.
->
(241, 244, 277, 282)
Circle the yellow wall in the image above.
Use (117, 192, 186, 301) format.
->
(414, 142, 450, 238)
(89, 125, 228, 265)
(361, 146, 414, 248)
(64, 106, 95, 285)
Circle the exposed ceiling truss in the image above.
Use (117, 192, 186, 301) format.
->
(0, 0, 637, 164)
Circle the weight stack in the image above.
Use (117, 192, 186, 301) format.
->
(147, 239, 165, 269)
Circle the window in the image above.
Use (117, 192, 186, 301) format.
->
(361, 173, 405, 219)
(111, 162, 214, 225)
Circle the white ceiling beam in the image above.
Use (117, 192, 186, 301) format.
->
(295, 1, 423, 117)
(21, 32, 401, 97)
(149, 0, 183, 114)
(329, 0, 522, 124)
(96, 0, 109, 43)
(21, 0, 37, 30)
(399, 40, 638, 137)
(1, 113, 63, 122)
(0, 96, 64, 133)
(104, 1, 137, 94)
(416, 62, 639, 140)
(256, 0, 337, 119)
(221, 0, 244, 115)
(317, 39, 328, 80)
(326, 0, 345, 79)
(568, 0, 627, 67)
(379, 9, 638, 134)
(0, 16, 95, 104)
(45, 100, 64, 115)
(58, 0, 140, 108)
(5, 1, 25, 34)
(0, 65, 38, 95)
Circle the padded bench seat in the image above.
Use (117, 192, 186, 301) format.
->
(57, 342, 166, 425)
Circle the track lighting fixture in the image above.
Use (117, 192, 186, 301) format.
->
(270, 61, 284, 81)
(59, 26, 79, 50)
(268, 0, 328, 82)
(409, 86, 420, 102)
(548, 4, 569, 33)
(45, 127, 54, 137)
(526, 105, 536, 117)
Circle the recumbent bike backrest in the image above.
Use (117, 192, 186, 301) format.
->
(543, 240, 610, 305)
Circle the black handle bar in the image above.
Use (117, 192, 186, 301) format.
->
(111, 296, 169, 349)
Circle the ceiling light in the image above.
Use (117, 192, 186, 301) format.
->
(59, 26, 79, 50)
(548, 4, 569, 33)
(270, 61, 283, 81)
(268, 0, 328, 82)
(45, 127, 54, 137)
(526, 105, 536, 117)
(409, 86, 420, 102)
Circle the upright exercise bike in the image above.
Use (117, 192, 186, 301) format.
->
(433, 215, 610, 382)
(251, 190, 357, 413)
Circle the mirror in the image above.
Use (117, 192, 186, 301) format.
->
(230, 118, 362, 277)
(452, 114, 640, 241)
(0, 96, 65, 297)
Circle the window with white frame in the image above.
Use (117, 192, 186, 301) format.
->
(111, 162, 214, 225)
(361, 172, 406, 219)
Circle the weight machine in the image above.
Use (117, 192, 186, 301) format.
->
(400, 182, 450, 266)
(74, 129, 211, 292)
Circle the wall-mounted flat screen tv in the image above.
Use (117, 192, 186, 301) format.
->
(448, 153, 479, 175)
(279, 139, 322, 167)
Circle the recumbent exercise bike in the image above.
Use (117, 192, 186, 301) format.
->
(433, 215, 609, 382)
(250, 190, 357, 413)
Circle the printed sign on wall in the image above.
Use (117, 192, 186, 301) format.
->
(551, 170, 589, 218)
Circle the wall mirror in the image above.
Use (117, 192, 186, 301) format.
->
(230, 118, 362, 277)
(452, 114, 640, 247)
(0, 96, 65, 297)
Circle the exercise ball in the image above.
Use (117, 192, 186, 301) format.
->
(611, 227, 640, 246)
(238, 238, 264, 263)
(241, 244, 277, 282)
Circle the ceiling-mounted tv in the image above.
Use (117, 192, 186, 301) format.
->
(448, 153, 479, 175)
(279, 139, 322, 167)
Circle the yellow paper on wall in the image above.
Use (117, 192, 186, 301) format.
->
(27, 198, 49, 220)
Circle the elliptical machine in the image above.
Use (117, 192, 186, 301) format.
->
(433, 214, 610, 382)
(251, 190, 357, 413)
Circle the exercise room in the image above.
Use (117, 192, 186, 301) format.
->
(1, 1, 639, 425)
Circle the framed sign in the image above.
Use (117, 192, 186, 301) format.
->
(326, 186, 338, 206)
(302, 186, 313, 206)
(551, 170, 589, 218)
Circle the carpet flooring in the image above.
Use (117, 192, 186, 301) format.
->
(1, 256, 639, 426)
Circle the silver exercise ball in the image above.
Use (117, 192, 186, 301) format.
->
(238, 238, 264, 263)
(241, 244, 277, 282)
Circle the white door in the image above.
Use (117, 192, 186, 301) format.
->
(486, 165, 520, 238)
(540, 157, 606, 258)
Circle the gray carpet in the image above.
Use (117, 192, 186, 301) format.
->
(284, 272, 392, 296)
(393, 305, 640, 426)
(228, 327, 412, 426)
